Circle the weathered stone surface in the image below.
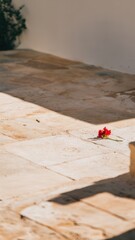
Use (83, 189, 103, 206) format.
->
(0, 97, 46, 120)
(0, 93, 19, 106)
(0, 152, 71, 200)
(63, 173, 135, 202)
(83, 192, 135, 222)
(50, 152, 129, 180)
(69, 126, 135, 157)
(0, 133, 15, 145)
(21, 198, 133, 238)
(0, 207, 65, 240)
(0, 49, 135, 239)
(129, 142, 135, 177)
(58, 225, 105, 240)
(0, 112, 88, 141)
(4, 135, 109, 167)
(9, 177, 102, 212)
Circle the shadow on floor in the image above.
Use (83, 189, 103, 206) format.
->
(49, 173, 135, 205)
(106, 229, 135, 240)
(1, 50, 135, 124)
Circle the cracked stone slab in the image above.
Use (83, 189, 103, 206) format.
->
(56, 225, 105, 240)
(21, 196, 133, 238)
(4, 135, 110, 167)
(0, 207, 66, 240)
(0, 152, 71, 200)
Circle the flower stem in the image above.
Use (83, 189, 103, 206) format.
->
(107, 137, 123, 142)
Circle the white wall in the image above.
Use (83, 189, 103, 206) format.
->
(14, 0, 135, 73)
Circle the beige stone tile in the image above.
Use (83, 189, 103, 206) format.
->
(58, 225, 104, 240)
(4, 135, 110, 167)
(83, 192, 135, 222)
(27, 112, 93, 133)
(8, 177, 102, 212)
(0, 99, 46, 120)
(0, 207, 65, 240)
(0, 152, 71, 199)
(94, 126, 135, 156)
(113, 126, 135, 143)
(0, 93, 19, 106)
(21, 198, 133, 238)
(0, 112, 90, 140)
(0, 133, 15, 145)
(50, 152, 129, 180)
(69, 126, 134, 156)
(0, 115, 53, 141)
(109, 118, 135, 128)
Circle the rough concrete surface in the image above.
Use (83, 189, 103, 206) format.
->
(0, 49, 135, 239)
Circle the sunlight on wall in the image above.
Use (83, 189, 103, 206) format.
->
(14, 0, 135, 74)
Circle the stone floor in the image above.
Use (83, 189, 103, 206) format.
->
(0, 49, 135, 240)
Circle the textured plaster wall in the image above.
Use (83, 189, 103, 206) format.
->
(14, 0, 135, 73)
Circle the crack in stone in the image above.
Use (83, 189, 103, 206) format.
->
(20, 214, 71, 240)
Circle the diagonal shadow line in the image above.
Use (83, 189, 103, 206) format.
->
(105, 229, 135, 240)
(0, 50, 135, 125)
(49, 173, 135, 205)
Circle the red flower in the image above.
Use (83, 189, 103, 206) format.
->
(98, 127, 111, 139)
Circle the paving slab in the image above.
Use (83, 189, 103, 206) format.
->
(0, 93, 19, 106)
(0, 115, 53, 141)
(0, 152, 71, 200)
(8, 177, 103, 212)
(69, 126, 135, 156)
(107, 118, 135, 128)
(21, 197, 134, 239)
(83, 192, 135, 222)
(4, 135, 110, 167)
(0, 112, 88, 141)
(0, 98, 46, 120)
(0, 49, 135, 239)
(0, 207, 66, 240)
(28, 111, 90, 131)
(50, 152, 129, 180)
(0, 133, 15, 145)
(61, 173, 135, 203)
